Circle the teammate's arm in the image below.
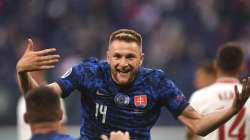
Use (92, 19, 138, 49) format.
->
(178, 78, 250, 136)
(16, 39, 60, 95)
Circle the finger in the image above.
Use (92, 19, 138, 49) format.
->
(39, 65, 55, 70)
(27, 65, 56, 72)
(234, 85, 240, 100)
(116, 131, 123, 134)
(242, 79, 247, 100)
(25, 38, 34, 53)
(35, 48, 57, 56)
(37, 55, 60, 61)
(124, 132, 130, 139)
(100, 135, 109, 140)
(247, 77, 250, 98)
(244, 78, 249, 99)
(38, 59, 59, 66)
(110, 131, 117, 139)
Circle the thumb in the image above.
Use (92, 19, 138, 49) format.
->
(25, 38, 34, 52)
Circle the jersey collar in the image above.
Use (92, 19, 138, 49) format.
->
(216, 77, 240, 84)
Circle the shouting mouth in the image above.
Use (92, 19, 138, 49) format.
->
(116, 66, 132, 74)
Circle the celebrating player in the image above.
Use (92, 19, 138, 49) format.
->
(16, 29, 250, 140)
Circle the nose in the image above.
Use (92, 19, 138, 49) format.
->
(119, 58, 129, 67)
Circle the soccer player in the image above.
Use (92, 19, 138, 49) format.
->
(16, 29, 250, 140)
(24, 86, 75, 140)
(194, 62, 217, 89)
(101, 131, 130, 140)
(17, 71, 68, 140)
(188, 43, 250, 140)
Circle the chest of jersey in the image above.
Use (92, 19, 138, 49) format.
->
(80, 80, 161, 128)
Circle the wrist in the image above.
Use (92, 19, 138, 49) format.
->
(16, 62, 25, 73)
(230, 106, 239, 115)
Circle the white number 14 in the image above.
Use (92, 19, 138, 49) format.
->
(95, 103, 107, 124)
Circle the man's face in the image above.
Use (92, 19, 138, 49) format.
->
(107, 40, 144, 85)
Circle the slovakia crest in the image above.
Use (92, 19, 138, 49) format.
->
(134, 95, 147, 108)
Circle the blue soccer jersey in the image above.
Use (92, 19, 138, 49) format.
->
(30, 131, 76, 140)
(57, 57, 189, 140)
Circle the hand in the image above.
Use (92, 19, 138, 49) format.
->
(101, 131, 130, 140)
(16, 39, 60, 73)
(233, 77, 250, 113)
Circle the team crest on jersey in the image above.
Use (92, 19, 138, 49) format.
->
(134, 95, 147, 108)
(114, 94, 130, 106)
(61, 67, 72, 78)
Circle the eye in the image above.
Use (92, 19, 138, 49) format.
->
(113, 53, 122, 59)
(126, 54, 136, 60)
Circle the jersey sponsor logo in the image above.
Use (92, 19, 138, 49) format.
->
(114, 94, 130, 106)
(134, 95, 147, 108)
(61, 67, 72, 78)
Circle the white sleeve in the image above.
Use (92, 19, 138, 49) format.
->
(17, 97, 31, 140)
(189, 92, 203, 112)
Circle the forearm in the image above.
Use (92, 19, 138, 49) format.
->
(16, 71, 39, 95)
(193, 107, 236, 136)
(179, 105, 237, 137)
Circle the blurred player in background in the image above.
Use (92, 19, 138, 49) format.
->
(188, 43, 250, 140)
(194, 62, 217, 89)
(16, 29, 250, 140)
(24, 86, 75, 140)
(17, 71, 67, 140)
(186, 62, 217, 140)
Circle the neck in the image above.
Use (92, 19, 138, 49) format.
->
(30, 121, 61, 135)
(217, 70, 238, 79)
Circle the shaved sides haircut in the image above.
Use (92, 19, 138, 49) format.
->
(25, 86, 61, 123)
(109, 29, 142, 47)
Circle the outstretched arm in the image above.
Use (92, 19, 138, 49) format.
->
(16, 39, 60, 95)
(179, 78, 250, 136)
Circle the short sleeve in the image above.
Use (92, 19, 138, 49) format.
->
(189, 92, 201, 111)
(158, 76, 189, 118)
(56, 63, 84, 98)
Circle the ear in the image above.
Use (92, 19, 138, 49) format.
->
(239, 63, 246, 73)
(24, 112, 30, 124)
(139, 53, 144, 66)
(58, 109, 63, 121)
(106, 50, 110, 64)
(213, 60, 218, 71)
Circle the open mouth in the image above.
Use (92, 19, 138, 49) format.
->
(116, 67, 132, 74)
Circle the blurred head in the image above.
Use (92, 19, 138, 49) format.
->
(194, 62, 216, 89)
(24, 86, 62, 124)
(107, 29, 144, 85)
(216, 42, 244, 76)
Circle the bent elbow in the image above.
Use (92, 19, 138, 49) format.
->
(189, 125, 208, 137)
(196, 131, 208, 137)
